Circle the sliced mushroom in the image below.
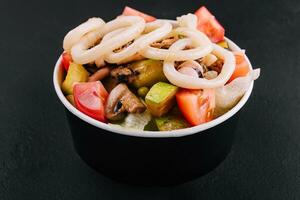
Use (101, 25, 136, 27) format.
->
(177, 60, 204, 77)
(105, 83, 146, 121)
(88, 67, 110, 82)
(110, 66, 134, 83)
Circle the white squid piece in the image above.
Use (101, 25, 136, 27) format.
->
(163, 42, 235, 89)
(71, 16, 146, 64)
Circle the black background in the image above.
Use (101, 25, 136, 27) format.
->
(1, 0, 300, 199)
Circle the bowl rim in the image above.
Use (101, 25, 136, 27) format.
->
(53, 37, 254, 138)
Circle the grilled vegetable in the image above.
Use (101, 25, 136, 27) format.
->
(62, 63, 89, 95)
(217, 40, 229, 49)
(66, 95, 75, 106)
(145, 82, 178, 117)
(155, 116, 189, 131)
(144, 119, 159, 131)
(129, 59, 167, 88)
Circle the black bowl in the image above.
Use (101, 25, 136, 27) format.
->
(66, 109, 238, 185)
(53, 38, 255, 185)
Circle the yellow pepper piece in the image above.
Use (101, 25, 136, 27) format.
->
(129, 60, 167, 88)
(62, 63, 89, 94)
(217, 40, 229, 49)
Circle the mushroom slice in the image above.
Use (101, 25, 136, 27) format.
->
(105, 83, 146, 120)
(110, 66, 134, 83)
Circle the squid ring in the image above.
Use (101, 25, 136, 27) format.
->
(71, 16, 146, 64)
(163, 42, 236, 89)
(140, 27, 213, 61)
(104, 20, 172, 63)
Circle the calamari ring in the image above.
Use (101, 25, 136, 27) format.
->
(103, 20, 172, 63)
(71, 16, 145, 64)
(140, 27, 213, 61)
(63, 18, 105, 51)
(163, 42, 236, 89)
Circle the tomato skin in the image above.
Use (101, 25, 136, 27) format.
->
(122, 6, 156, 22)
(194, 6, 225, 43)
(176, 89, 215, 126)
(227, 51, 250, 83)
(73, 81, 108, 122)
(62, 52, 72, 71)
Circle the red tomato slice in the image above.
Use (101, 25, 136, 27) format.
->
(176, 88, 215, 126)
(195, 6, 225, 43)
(73, 81, 108, 122)
(122, 6, 156, 22)
(62, 52, 72, 71)
(227, 51, 250, 83)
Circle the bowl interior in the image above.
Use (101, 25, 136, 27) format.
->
(53, 37, 254, 138)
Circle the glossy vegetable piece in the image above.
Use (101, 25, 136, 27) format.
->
(143, 118, 159, 131)
(137, 86, 149, 97)
(66, 95, 75, 106)
(217, 40, 229, 49)
(227, 51, 250, 83)
(73, 81, 108, 122)
(176, 88, 215, 126)
(129, 59, 167, 88)
(62, 52, 72, 71)
(194, 6, 225, 43)
(145, 82, 178, 117)
(62, 63, 89, 95)
(155, 116, 189, 131)
(122, 6, 156, 22)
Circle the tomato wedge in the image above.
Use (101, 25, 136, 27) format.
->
(62, 52, 72, 71)
(176, 88, 215, 126)
(227, 51, 250, 83)
(73, 81, 108, 122)
(195, 6, 225, 43)
(122, 6, 156, 22)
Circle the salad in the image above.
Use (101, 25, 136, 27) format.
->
(59, 6, 260, 131)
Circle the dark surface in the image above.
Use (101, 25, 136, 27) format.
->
(0, 0, 299, 199)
